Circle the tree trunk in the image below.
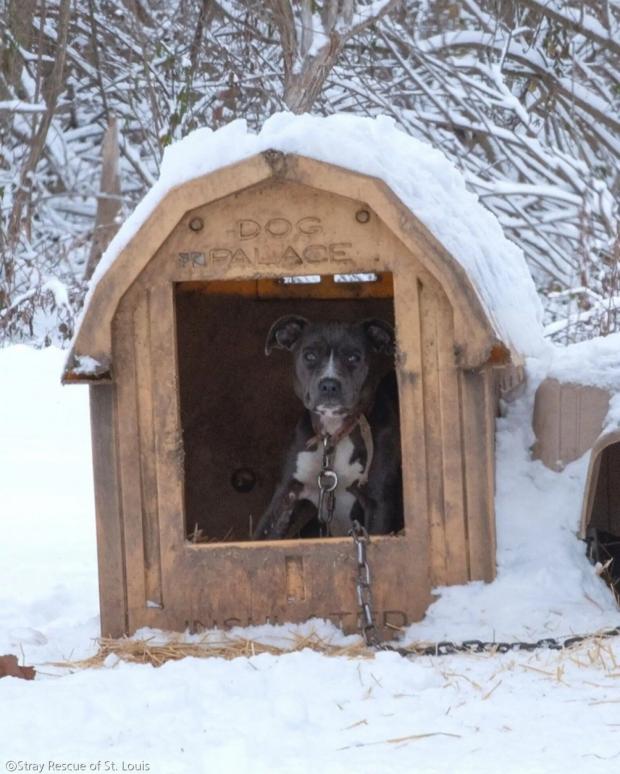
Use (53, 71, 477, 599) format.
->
(1, 0, 37, 100)
(7, 0, 71, 246)
(283, 35, 341, 113)
(84, 116, 122, 282)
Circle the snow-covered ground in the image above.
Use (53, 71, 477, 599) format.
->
(2, 345, 620, 773)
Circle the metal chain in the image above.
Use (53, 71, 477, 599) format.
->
(316, 435, 338, 537)
(340, 467, 620, 655)
(379, 626, 620, 657)
(350, 519, 382, 647)
(346, 518, 620, 655)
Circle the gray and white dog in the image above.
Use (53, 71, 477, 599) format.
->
(253, 316, 402, 540)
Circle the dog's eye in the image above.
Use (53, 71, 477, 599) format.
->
(347, 352, 361, 364)
(303, 350, 317, 364)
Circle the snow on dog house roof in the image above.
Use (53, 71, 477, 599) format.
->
(63, 112, 545, 381)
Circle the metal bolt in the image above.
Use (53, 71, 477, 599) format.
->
(189, 216, 204, 232)
(355, 209, 370, 224)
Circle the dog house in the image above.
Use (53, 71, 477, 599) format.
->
(64, 138, 533, 639)
(533, 376, 620, 590)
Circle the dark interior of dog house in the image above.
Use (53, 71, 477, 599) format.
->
(586, 441, 620, 601)
(174, 272, 400, 543)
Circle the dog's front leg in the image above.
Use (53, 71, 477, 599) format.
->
(347, 481, 376, 531)
(253, 480, 303, 540)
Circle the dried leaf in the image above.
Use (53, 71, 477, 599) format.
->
(0, 654, 35, 681)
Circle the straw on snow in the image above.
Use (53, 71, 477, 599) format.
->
(49, 628, 620, 672)
(50, 631, 374, 669)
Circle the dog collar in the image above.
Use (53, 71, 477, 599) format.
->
(307, 414, 375, 479)
(309, 411, 357, 447)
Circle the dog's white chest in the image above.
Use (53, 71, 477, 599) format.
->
(294, 435, 368, 536)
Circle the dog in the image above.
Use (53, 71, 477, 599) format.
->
(253, 316, 402, 540)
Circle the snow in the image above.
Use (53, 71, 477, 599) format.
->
(402, 366, 620, 644)
(0, 99, 47, 113)
(0, 347, 99, 668)
(3, 344, 620, 771)
(73, 355, 104, 376)
(349, 0, 395, 27)
(78, 113, 546, 362)
(306, 12, 329, 59)
(543, 331, 620, 391)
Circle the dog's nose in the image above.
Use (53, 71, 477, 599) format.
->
(318, 378, 341, 397)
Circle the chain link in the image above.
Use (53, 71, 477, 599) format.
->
(378, 627, 620, 657)
(316, 435, 338, 537)
(349, 519, 382, 647)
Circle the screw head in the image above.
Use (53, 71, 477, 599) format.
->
(356, 209, 370, 224)
(189, 216, 204, 232)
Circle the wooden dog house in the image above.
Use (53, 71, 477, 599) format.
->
(64, 149, 525, 639)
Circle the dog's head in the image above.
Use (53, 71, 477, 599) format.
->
(265, 316, 394, 418)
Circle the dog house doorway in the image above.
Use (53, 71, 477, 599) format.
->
(584, 437, 620, 600)
(175, 272, 400, 543)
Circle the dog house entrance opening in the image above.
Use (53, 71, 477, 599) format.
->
(175, 273, 403, 544)
(586, 440, 620, 603)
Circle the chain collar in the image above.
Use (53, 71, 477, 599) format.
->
(316, 435, 338, 536)
(313, 414, 374, 538)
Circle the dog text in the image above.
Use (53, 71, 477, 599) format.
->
(178, 215, 355, 269)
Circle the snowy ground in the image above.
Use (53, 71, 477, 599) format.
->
(2, 345, 620, 773)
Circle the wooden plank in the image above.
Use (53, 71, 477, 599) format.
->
(418, 279, 447, 586)
(112, 298, 148, 630)
(177, 279, 259, 296)
(436, 294, 469, 585)
(285, 556, 306, 601)
(175, 274, 394, 300)
(257, 273, 394, 299)
(393, 270, 431, 602)
(483, 367, 498, 577)
(146, 282, 188, 607)
(146, 536, 429, 638)
(89, 384, 128, 637)
(134, 289, 163, 607)
(460, 367, 496, 582)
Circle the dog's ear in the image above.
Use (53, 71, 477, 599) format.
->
(363, 319, 395, 355)
(265, 315, 309, 355)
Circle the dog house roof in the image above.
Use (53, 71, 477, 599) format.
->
(64, 113, 547, 380)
